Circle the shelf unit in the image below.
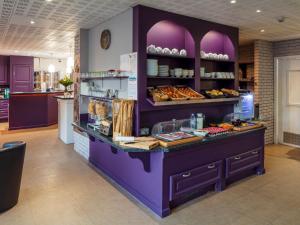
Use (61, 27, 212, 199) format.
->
(147, 76, 194, 79)
(147, 53, 194, 60)
(133, 5, 239, 133)
(80, 76, 129, 81)
(201, 78, 234, 81)
(239, 61, 254, 91)
(146, 97, 239, 106)
(200, 58, 235, 63)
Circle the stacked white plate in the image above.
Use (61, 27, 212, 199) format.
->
(147, 59, 158, 76)
(158, 65, 169, 77)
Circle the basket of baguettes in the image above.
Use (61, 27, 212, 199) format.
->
(112, 99, 135, 138)
(149, 85, 205, 102)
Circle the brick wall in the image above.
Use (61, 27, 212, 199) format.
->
(273, 39, 300, 57)
(254, 40, 274, 144)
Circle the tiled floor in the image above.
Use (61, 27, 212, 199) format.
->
(1, 126, 300, 225)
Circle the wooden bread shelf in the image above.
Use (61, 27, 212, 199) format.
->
(147, 97, 239, 106)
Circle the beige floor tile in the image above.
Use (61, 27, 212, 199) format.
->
(1, 125, 300, 225)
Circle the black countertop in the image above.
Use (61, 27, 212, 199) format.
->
(55, 96, 74, 100)
(72, 121, 266, 153)
(11, 91, 64, 95)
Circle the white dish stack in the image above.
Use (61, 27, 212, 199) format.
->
(200, 50, 230, 61)
(146, 44, 188, 57)
(147, 59, 158, 76)
(158, 65, 169, 77)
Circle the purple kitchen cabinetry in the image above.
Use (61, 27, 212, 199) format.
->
(0, 99, 9, 121)
(0, 56, 9, 85)
(88, 127, 265, 217)
(10, 56, 34, 93)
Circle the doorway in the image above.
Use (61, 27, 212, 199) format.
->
(275, 55, 300, 147)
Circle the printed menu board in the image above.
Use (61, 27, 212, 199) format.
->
(120, 53, 138, 100)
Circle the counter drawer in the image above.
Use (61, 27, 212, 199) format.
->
(170, 160, 222, 201)
(225, 147, 262, 178)
(0, 101, 8, 108)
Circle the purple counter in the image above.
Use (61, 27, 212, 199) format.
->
(76, 122, 265, 217)
(9, 92, 63, 130)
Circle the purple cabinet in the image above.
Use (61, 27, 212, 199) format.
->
(0, 56, 9, 85)
(0, 99, 9, 120)
(169, 160, 222, 201)
(225, 147, 262, 178)
(10, 56, 33, 93)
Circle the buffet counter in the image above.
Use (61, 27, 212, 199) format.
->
(9, 91, 63, 130)
(73, 120, 266, 217)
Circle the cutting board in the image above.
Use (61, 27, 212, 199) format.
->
(159, 136, 203, 147)
(233, 124, 262, 132)
(119, 140, 159, 150)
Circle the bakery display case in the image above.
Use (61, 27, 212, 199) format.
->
(74, 5, 265, 218)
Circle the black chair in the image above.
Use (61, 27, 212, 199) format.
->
(0, 141, 26, 212)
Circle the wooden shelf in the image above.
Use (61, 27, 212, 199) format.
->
(146, 97, 239, 106)
(201, 58, 235, 63)
(201, 78, 235, 81)
(239, 79, 254, 83)
(239, 61, 254, 64)
(147, 76, 194, 79)
(147, 53, 194, 60)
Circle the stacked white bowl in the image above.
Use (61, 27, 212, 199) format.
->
(147, 59, 158, 76)
(158, 65, 169, 77)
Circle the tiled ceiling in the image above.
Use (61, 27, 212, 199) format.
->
(0, 0, 300, 57)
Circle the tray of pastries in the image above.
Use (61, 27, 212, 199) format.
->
(221, 88, 239, 97)
(157, 86, 187, 101)
(203, 89, 225, 98)
(175, 86, 205, 100)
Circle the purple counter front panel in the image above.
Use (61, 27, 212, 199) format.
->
(89, 128, 265, 217)
(9, 92, 63, 130)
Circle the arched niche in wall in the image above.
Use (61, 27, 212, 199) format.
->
(146, 20, 195, 58)
(200, 30, 235, 61)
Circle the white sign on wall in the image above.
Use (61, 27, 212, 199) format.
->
(120, 52, 138, 100)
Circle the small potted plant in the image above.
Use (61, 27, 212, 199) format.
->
(59, 75, 73, 97)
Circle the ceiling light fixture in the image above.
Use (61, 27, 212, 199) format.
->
(30, 20, 35, 24)
(260, 29, 265, 33)
(46, 0, 53, 2)
(230, 0, 236, 4)
(256, 9, 261, 13)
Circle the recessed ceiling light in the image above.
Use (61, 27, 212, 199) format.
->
(30, 20, 35, 24)
(230, 0, 236, 4)
(260, 29, 265, 33)
(256, 9, 261, 13)
(45, 0, 52, 2)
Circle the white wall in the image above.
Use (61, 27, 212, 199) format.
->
(88, 9, 133, 71)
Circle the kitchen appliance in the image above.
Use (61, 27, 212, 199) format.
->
(234, 92, 254, 120)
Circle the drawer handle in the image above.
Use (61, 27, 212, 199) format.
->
(207, 164, 215, 169)
(182, 172, 191, 178)
(234, 156, 241, 160)
(252, 151, 258, 154)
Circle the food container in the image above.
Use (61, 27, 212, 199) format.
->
(193, 130, 209, 137)
(175, 86, 205, 100)
(157, 86, 187, 101)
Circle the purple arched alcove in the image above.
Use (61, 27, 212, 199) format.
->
(200, 30, 235, 60)
(147, 20, 195, 58)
